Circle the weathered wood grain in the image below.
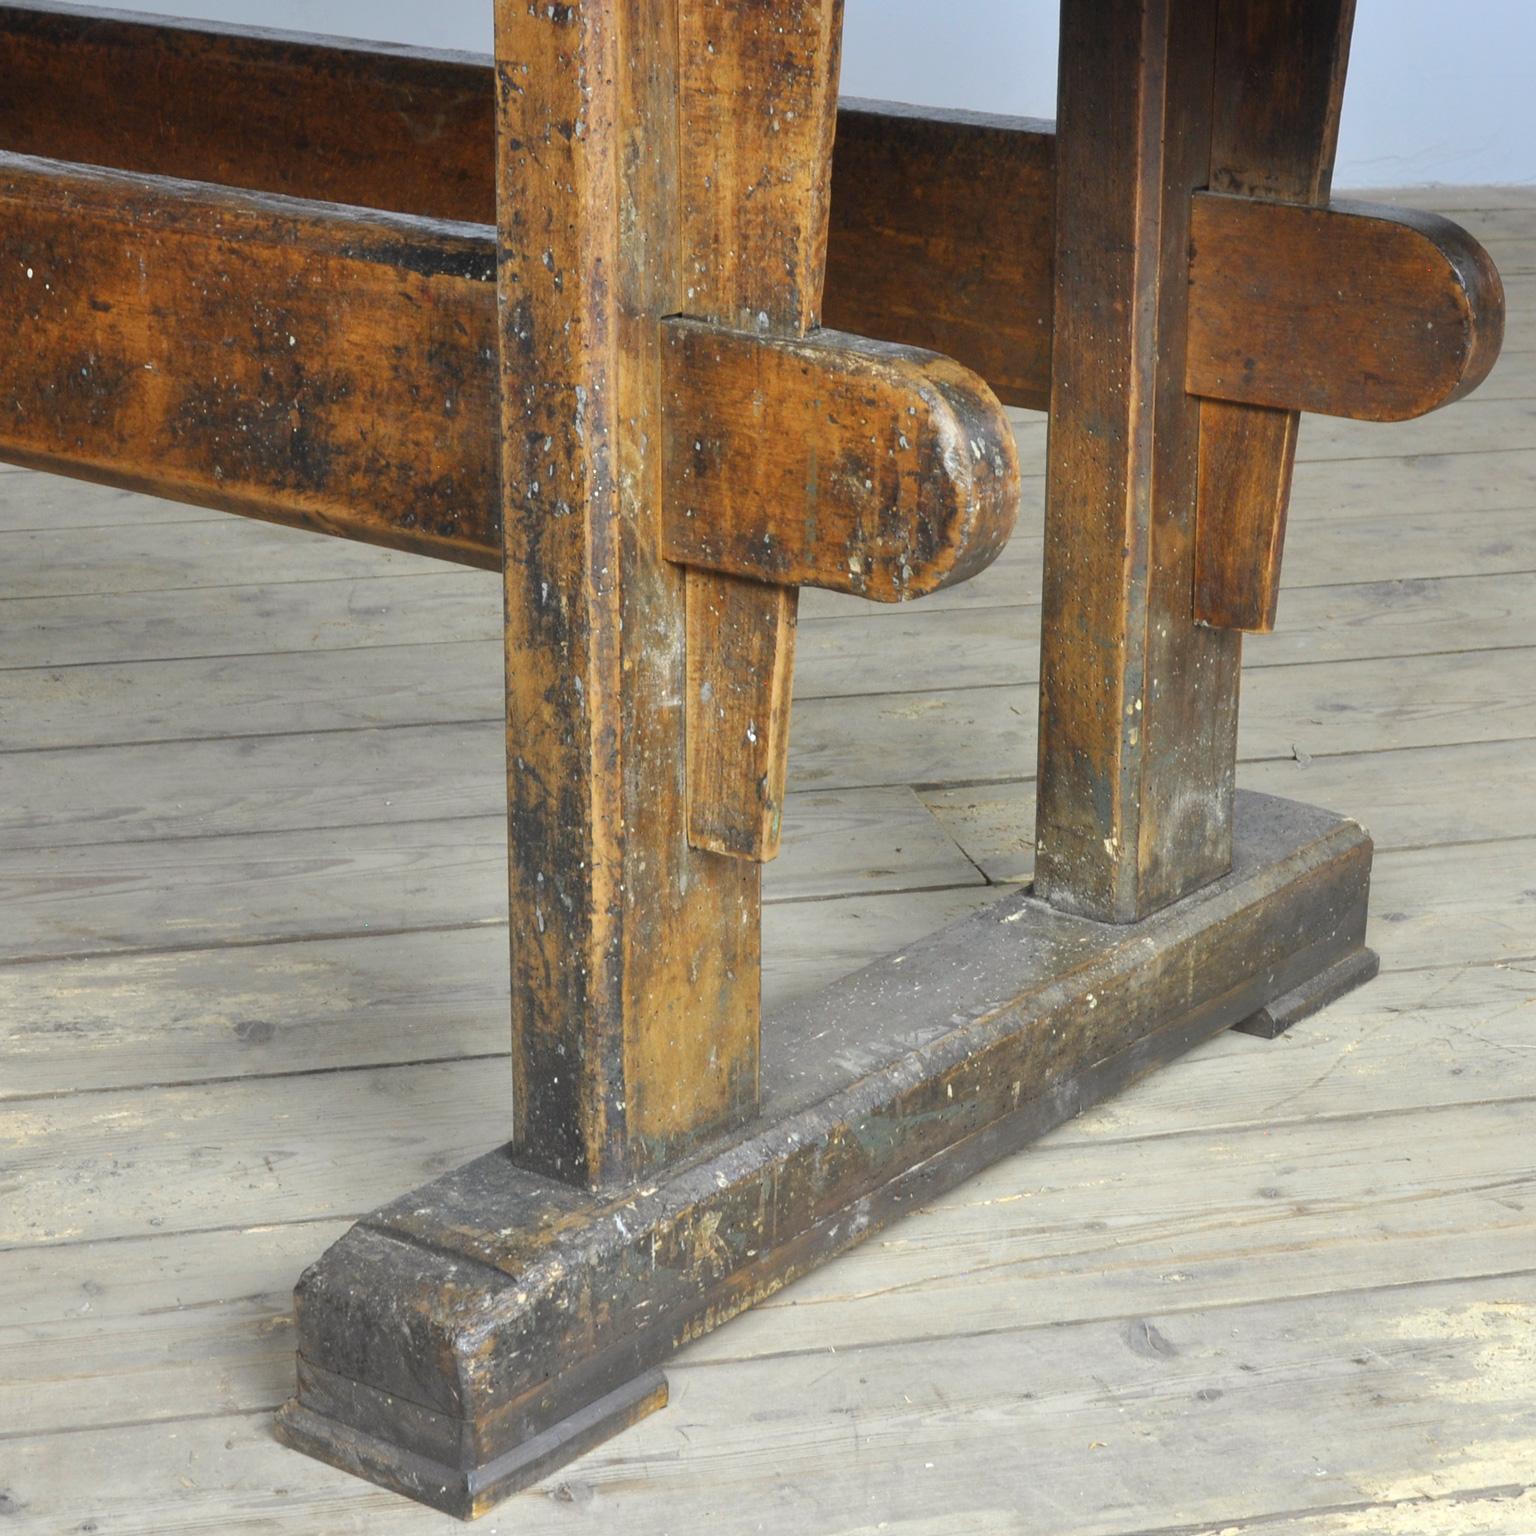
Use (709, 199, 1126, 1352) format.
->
(0, 1, 495, 221)
(823, 102, 1056, 411)
(784, 647, 1536, 793)
(3, 623, 1531, 786)
(0, 887, 996, 1102)
(279, 794, 1374, 1514)
(674, 0, 834, 863)
(925, 738, 1536, 889)
(1190, 197, 1506, 423)
(3, 6, 1536, 1511)
(7, 562, 1530, 723)
(0, 158, 1017, 587)
(492, 0, 764, 1185)
(0, 789, 985, 965)
(10, 454, 1531, 608)
(8, 1031, 1534, 1425)
(7, 1273, 1536, 1535)
(684, 573, 798, 860)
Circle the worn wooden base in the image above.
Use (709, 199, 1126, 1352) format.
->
(276, 1368, 667, 1519)
(276, 792, 1376, 1518)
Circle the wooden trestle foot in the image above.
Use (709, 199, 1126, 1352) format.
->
(1231, 944, 1382, 1040)
(278, 793, 1374, 1518)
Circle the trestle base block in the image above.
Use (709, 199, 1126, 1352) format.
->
(278, 792, 1378, 1518)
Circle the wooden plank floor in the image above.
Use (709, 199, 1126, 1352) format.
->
(3, 185, 1535, 1535)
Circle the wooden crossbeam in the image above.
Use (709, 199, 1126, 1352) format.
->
(824, 102, 1058, 412)
(2, 148, 1496, 551)
(0, 152, 1016, 599)
(0, 1, 496, 222)
(0, 8, 1502, 433)
(0, 4, 1503, 657)
(0, 151, 504, 568)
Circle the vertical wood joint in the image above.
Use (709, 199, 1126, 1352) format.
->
(677, 0, 845, 864)
(1192, 0, 1357, 633)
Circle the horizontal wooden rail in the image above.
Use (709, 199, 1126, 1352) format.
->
(0, 152, 1016, 590)
(0, 151, 505, 567)
(0, 5, 1055, 401)
(824, 103, 1057, 412)
(0, 2, 496, 222)
(1, 8, 1501, 429)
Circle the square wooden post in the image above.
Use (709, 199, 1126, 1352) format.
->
(1034, 0, 1244, 924)
(498, 0, 745, 1188)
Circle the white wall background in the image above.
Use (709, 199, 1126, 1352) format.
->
(87, 0, 1536, 187)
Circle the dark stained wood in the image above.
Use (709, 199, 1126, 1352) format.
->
(1193, 0, 1355, 633)
(0, 150, 1018, 589)
(1034, 0, 1242, 924)
(661, 323, 1019, 601)
(675, 0, 843, 864)
(0, 2, 495, 222)
(0, 4, 1503, 436)
(494, 0, 762, 1188)
(824, 102, 1056, 412)
(0, 151, 503, 569)
(1190, 196, 1506, 421)
(280, 793, 1376, 1517)
(1191, 400, 1300, 633)
(1230, 945, 1379, 1039)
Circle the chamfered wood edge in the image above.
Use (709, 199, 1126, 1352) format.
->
(279, 791, 1375, 1516)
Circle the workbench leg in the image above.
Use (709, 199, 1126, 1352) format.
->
(497, 0, 764, 1190)
(1035, 0, 1242, 924)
